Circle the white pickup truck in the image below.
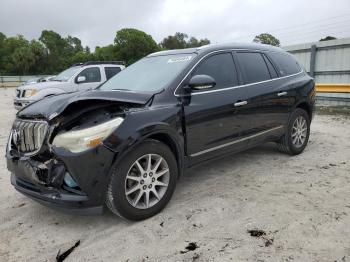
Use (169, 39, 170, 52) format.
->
(14, 61, 125, 110)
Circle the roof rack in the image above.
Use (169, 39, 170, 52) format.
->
(71, 62, 84, 67)
(71, 61, 125, 67)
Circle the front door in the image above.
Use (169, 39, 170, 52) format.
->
(181, 52, 254, 162)
(75, 67, 103, 91)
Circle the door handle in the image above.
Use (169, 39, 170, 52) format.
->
(277, 91, 287, 97)
(234, 101, 247, 107)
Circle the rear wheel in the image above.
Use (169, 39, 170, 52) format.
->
(277, 108, 310, 155)
(106, 139, 178, 221)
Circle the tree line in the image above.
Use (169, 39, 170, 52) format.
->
(0, 29, 210, 75)
(0, 27, 336, 75)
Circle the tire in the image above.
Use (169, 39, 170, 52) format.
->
(277, 108, 310, 155)
(106, 139, 178, 221)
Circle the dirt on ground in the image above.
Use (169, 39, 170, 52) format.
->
(0, 88, 349, 262)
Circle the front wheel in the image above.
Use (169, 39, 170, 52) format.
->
(106, 139, 178, 221)
(277, 108, 310, 155)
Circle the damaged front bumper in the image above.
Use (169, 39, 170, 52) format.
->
(10, 174, 102, 215)
(6, 144, 116, 215)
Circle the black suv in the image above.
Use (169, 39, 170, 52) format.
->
(6, 43, 315, 220)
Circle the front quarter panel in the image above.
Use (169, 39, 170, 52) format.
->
(104, 105, 184, 159)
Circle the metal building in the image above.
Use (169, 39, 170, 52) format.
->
(284, 37, 350, 106)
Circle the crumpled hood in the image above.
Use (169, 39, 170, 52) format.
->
(17, 81, 69, 91)
(17, 90, 154, 120)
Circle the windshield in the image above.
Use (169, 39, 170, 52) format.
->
(52, 67, 80, 82)
(100, 54, 196, 92)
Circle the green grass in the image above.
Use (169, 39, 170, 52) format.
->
(316, 106, 350, 116)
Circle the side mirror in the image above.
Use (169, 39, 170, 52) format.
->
(188, 75, 216, 90)
(76, 76, 86, 83)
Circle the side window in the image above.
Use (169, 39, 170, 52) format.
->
(236, 52, 271, 84)
(77, 67, 101, 83)
(262, 54, 278, 79)
(193, 53, 238, 89)
(268, 52, 301, 76)
(105, 67, 121, 80)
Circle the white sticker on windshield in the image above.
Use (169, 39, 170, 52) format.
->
(167, 56, 192, 63)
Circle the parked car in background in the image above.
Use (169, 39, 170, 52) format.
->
(14, 61, 125, 110)
(20, 77, 42, 86)
(37, 75, 56, 83)
(20, 76, 55, 86)
(6, 43, 315, 220)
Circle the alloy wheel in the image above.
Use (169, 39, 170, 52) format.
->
(291, 115, 308, 148)
(124, 154, 170, 209)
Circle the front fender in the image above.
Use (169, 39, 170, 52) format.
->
(103, 105, 185, 175)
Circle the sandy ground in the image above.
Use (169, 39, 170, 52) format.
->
(0, 88, 349, 262)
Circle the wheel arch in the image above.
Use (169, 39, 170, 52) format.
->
(146, 132, 184, 178)
(107, 128, 185, 180)
(295, 101, 312, 120)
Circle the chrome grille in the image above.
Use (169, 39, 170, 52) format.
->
(16, 89, 26, 98)
(11, 119, 48, 154)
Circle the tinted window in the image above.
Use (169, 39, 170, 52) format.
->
(105, 67, 121, 80)
(236, 52, 271, 84)
(77, 67, 101, 83)
(193, 53, 238, 89)
(263, 54, 278, 78)
(268, 52, 301, 76)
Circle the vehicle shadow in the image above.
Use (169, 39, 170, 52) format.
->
(28, 142, 285, 227)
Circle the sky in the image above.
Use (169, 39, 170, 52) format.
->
(0, 0, 350, 49)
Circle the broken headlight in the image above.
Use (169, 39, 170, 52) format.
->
(52, 117, 123, 153)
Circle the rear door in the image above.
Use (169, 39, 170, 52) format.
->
(234, 51, 287, 141)
(267, 51, 303, 115)
(258, 53, 295, 133)
(104, 66, 122, 81)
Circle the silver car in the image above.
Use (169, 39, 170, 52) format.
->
(14, 61, 125, 110)
(20, 77, 42, 86)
